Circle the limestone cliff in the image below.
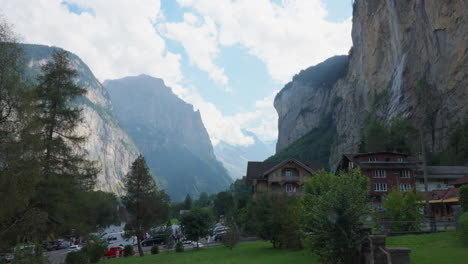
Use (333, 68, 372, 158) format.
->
(274, 0, 467, 169)
(104, 75, 232, 201)
(21, 44, 139, 194)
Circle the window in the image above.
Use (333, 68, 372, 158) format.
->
(419, 179, 424, 184)
(373, 170, 386, 178)
(285, 184, 295, 192)
(399, 183, 411, 192)
(349, 161, 354, 168)
(398, 157, 404, 162)
(400, 170, 410, 178)
(285, 170, 292, 177)
(374, 183, 388, 192)
(369, 157, 377, 162)
(443, 179, 449, 185)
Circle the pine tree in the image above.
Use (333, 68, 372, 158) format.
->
(32, 50, 98, 235)
(123, 155, 170, 256)
(0, 21, 47, 250)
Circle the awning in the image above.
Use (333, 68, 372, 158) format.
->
(443, 197, 459, 203)
(429, 199, 443, 204)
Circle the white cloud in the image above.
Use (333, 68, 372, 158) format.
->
(175, 0, 352, 83)
(159, 13, 229, 86)
(0, 0, 183, 84)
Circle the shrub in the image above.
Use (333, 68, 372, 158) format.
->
(381, 188, 424, 232)
(222, 225, 240, 250)
(302, 169, 370, 264)
(123, 245, 134, 257)
(65, 251, 89, 264)
(85, 241, 107, 263)
(459, 212, 468, 246)
(460, 185, 468, 213)
(175, 241, 184, 252)
(150, 245, 159, 255)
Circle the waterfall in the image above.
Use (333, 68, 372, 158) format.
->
(388, 54, 406, 119)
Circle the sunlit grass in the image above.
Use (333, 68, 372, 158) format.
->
(103, 241, 319, 264)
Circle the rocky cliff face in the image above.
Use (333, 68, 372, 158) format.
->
(274, 0, 467, 168)
(105, 75, 232, 201)
(21, 44, 139, 194)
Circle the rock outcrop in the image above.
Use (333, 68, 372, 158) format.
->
(105, 75, 232, 201)
(274, 0, 468, 169)
(22, 44, 139, 194)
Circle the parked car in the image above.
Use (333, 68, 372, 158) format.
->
(141, 236, 164, 247)
(0, 253, 13, 263)
(182, 240, 204, 248)
(67, 245, 82, 252)
(105, 246, 124, 257)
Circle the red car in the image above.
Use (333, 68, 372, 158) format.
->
(105, 246, 124, 257)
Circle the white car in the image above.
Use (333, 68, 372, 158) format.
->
(183, 240, 204, 248)
(68, 245, 82, 252)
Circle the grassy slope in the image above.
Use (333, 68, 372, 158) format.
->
(104, 241, 319, 264)
(387, 231, 468, 264)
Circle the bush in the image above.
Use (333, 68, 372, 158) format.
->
(123, 245, 134, 257)
(65, 251, 89, 264)
(381, 188, 424, 232)
(85, 240, 107, 263)
(150, 245, 159, 255)
(175, 241, 184, 252)
(459, 212, 468, 246)
(460, 185, 468, 213)
(222, 225, 240, 250)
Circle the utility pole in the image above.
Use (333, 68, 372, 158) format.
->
(419, 128, 435, 231)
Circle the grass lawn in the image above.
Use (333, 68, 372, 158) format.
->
(103, 241, 319, 264)
(387, 231, 468, 264)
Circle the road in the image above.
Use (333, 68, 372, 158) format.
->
(45, 241, 222, 264)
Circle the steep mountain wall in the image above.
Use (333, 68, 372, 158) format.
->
(105, 75, 232, 201)
(22, 44, 139, 194)
(274, 0, 467, 169)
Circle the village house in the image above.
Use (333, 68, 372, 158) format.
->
(336, 152, 419, 205)
(245, 158, 321, 199)
(414, 166, 468, 192)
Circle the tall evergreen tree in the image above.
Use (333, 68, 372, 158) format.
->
(0, 21, 46, 250)
(32, 50, 98, 235)
(123, 155, 170, 256)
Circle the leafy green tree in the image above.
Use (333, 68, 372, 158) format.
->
(388, 117, 418, 154)
(163, 221, 174, 249)
(183, 194, 193, 210)
(123, 155, 170, 256)
(180, 207, 212, 249)
(84, 236, 107, 263)
(196, 192, 211, 208)
(363, 120, 389, 152)
(460, 185, 468, 213)
(250, 194, 301, 249)
(381, 189, 424, 232)
(302, 169, 370, 264)
(213, 191, 235, 219)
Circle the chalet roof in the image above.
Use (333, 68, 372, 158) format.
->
(450, 175, 468, 187)
(415, 166, 468, 179)
(422, 188, 460, 200)
(246, 159, 321, 181)
(346, 152, 409, 160)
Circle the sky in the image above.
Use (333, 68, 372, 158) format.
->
(0, 0, 353, 147)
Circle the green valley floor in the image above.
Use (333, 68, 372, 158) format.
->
(387, 231, 468, 264)
(105, 231, 467, 264)
(103, 241, 319, 264)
